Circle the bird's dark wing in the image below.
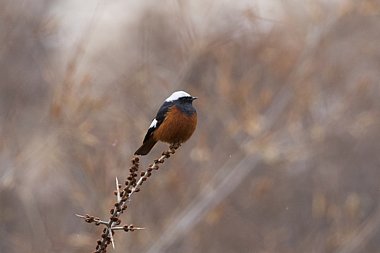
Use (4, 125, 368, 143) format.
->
(142, 101, 172, 143)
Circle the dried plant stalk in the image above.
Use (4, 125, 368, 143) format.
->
(76, 143, 181, 253)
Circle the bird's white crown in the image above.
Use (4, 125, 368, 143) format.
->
(165, 91, 192, 102)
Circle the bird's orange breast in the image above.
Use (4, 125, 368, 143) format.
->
(153, 106, 197, 144)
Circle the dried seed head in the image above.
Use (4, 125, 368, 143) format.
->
(132, 156, 139, 163)
(85, 216, 94, 223)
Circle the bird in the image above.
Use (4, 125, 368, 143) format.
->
(134, 91, 198, 155)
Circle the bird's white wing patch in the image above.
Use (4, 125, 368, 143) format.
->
(149, 118, 158, 129)
(165, 91, 191, 102)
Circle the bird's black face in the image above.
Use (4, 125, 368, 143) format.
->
(178, 96, 197, 104)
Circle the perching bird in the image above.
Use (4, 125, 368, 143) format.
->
(134, 91, 197, 155)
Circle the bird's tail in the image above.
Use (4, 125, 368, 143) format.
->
(134, 138, 157, 155)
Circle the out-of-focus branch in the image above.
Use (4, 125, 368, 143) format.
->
(145, 154, 261, 253)
(336, 209, 380, 253)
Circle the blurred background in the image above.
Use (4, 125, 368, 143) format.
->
(1, 0, 380, 252)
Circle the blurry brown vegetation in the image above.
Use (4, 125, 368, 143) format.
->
(1, 0, 380, 253)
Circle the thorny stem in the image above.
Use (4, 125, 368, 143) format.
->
(76, 143, 181, 253)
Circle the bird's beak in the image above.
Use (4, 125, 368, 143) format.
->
(192, 96, 198, 101)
